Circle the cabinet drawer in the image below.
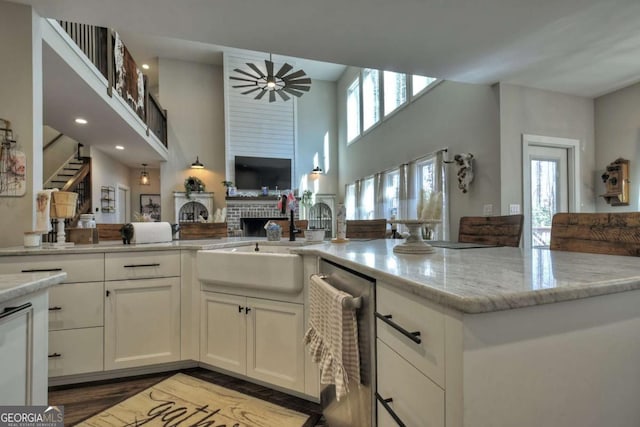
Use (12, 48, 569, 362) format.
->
(48, 327, 103, 377)
(105, 251, 180, 280)
(376, 281, 445, 387)
(0, 253, 104, 283)
(377, 339, 444, 427)
(49, 282, 103, 331)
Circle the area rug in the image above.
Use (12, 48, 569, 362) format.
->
(77, 373, 311, 427)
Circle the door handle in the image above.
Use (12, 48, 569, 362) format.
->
(0, 303, 32, 320)
(376, 392, 406, 427)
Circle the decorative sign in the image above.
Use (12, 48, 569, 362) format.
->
(0, 149, 26, 196)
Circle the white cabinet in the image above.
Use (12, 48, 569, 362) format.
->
(0, 290, 49, 405)
(105, 277, 181, 370)
(201, 291, 305, 393)
(376, 280, 446, 426)
(104, 250, 181, 371)
(0, 253, 106, 380)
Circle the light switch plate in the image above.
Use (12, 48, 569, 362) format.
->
(509, 204, 521, 214)
(483, 204, 493, 216)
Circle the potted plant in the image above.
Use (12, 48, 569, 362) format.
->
(221, 180, 234, 196)
(184, 176, 205, 199)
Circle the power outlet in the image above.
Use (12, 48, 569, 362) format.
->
(483, 204, 493, 216)
(509, 204, 521, 214)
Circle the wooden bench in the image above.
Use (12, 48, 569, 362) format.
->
(179, 222, 228, 240)
(346, 219, 387, 239)
(458, 215, 523, 247)
(550, 212, 640, 256)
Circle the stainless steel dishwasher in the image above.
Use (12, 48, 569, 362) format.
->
(318, 258, 376, 427)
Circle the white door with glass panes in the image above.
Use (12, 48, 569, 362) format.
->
(522, 134, 580, 249)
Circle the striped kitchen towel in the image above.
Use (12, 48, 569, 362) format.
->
(304, 274, 360, 401)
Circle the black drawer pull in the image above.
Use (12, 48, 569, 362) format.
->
(48, 306, 62, 311)
(1, 303, 32, 320)
(238, 305, 244, 313)
(375, 312, 422, 344)
(48, 353, 62, 358)
(21, 268, 63, 273)
(245, 307, 251, 314)
(376, 392, 406, 427)
(123, 263, 160, 268)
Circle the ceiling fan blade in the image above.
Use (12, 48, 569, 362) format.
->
(269, 90, 276, 103)
(246, 63, 265, 78)
(286, 84, 311, 92)
(232, 84, 258, 88)
(275, 89, 290, 101)
(283, 87, 304, 97)
(241, 87, 263, 95)
(233, 68, 261, 79)
(283, 69, 307, 80)
(230, 76, 258, 83)
(282, 77, 312, 85)
(255, 89, 268, 100)
(265, 60, 274, 78)
(275, 63, 293, 78)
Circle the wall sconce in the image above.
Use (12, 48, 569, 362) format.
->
(311, 166, 323, 175)
(191, 156, 204, 169)
(139, 163, 150, 185)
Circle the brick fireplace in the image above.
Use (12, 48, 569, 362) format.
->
(225, 197, 299, 236)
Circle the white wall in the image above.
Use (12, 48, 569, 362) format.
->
(296, 79, 338, 196)
(0, 2, 42, 247)
(337, 67, 501, 238)
(594, 81, 640, 212)
(158, 59, 226, 223)
(90, 147, 131, 223)
(499, 83, 596, 214)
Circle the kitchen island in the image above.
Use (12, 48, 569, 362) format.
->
(293, 239, 640, 427)
(0, 271, 67, 405)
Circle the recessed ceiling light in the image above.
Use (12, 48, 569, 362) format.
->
(75, 117, 88, 124)
(115, 145, 125, 150)
(142, 64, 150, 70)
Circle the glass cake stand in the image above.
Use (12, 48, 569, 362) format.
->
(388, 219, 441, 254)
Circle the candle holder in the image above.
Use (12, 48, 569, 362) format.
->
(388, 219, 441, 254)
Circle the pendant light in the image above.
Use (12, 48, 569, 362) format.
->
(139, 163, 150, 185)
(191, 156, 204, 169)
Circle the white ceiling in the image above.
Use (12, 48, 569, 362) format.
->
(19, 0, 640, 167)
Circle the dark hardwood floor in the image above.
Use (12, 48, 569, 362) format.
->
(49, 367, 323, 426)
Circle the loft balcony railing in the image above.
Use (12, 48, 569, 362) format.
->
(57, 21, 168, 148)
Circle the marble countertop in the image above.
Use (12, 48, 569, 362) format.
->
(0, 272, 67, 304)
(292, 239, 640, 314)
(0, 237, 312, 256)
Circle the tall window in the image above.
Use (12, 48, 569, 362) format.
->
(383, 71, 407, 116)
(384, 170, 400, 219)
(345, 183, 356, 220)
(362, 69, 380, 131)
(361, 177, 375, 219)
(412, 75, 437, 96)
(347, 78, 360, 143)
(418, 158, 436, 195)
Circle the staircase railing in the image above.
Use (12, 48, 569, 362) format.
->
(57, 20, 168, 148)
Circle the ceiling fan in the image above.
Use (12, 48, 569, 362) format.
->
(230, 57, 312, 103)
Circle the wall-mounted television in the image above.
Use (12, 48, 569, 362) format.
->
(234, 156, 292, 190)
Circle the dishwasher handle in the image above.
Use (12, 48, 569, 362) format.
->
(0, 303, 32, 320)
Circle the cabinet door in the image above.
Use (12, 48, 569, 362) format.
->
(48, 282, 103, 331)
(48, 328, 103, 377)
(0, 303, 33, 405)
(246, 298, 304, 392)
(105, 277, 180, 370)
(200, 292, 246, 374)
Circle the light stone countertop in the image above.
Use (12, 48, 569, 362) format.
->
(292, 239, 640, 314)
(0, 272, 67, 304)
(0, 237, 310, 256)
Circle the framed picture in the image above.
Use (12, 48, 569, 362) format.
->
(140, 194, 161, 221)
